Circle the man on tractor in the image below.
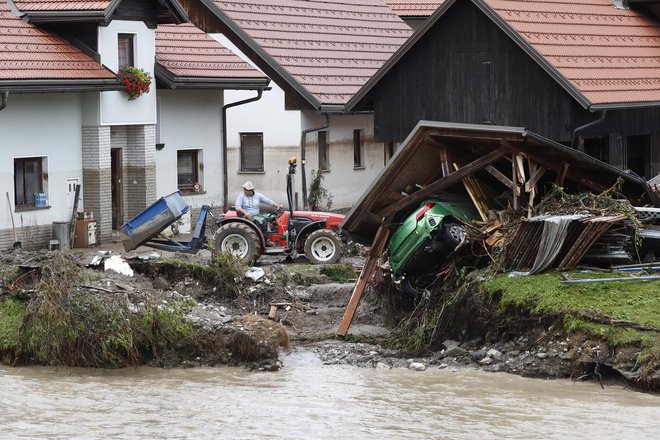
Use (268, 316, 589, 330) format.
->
(234, 180, 283, 247)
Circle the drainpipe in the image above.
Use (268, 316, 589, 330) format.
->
(0, 92, 8, 111)
(300, 114, 330, 209)
(222, 89, 266, 210)
(571, 109, 607, 149)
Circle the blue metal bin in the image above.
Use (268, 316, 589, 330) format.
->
(118, 191, 189, 251)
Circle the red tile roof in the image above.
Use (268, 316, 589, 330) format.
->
(0, 0, 115, 82)
(209, 0, 413, 106)
(156, 24, 267, 80)
(385, 0, 443, 17)
(483, 0, 660, 107)
(12, 0, 110, 12)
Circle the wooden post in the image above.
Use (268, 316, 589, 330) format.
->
(556, 161, 569, 187)
(512, 154, 519, 211)
(439, 144, 452, 177)
(337, 217, 391, 337)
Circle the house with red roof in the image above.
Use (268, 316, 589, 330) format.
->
(179, 0, 413, 210)
(348, 0, 660, 183)
(0, 0, 268, 249)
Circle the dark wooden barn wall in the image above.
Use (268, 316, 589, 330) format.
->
(113, 0, 159, 24)
(370, 1, 660, 146)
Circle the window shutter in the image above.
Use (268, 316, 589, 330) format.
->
(241, 133, 264, 171)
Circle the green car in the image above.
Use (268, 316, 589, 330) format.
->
(388, 198, 478, 277)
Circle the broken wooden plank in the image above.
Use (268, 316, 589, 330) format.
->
(525, 165, 548, 193)
(556, 161, 569, 186)
(512, 155, 519, 211)
(439, 144, 452, 177)
(268, 305, 278, 320)
(454, 163, 489, 222)
(337, 217, 391, 337)
(378, 147, 509, 217)
(485, 165, 520, 195)
(515, 154, 526, 184)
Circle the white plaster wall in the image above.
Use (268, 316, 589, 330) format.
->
(0, 94, 84, 231)
(98, 20, 157, 125)
(211, 34, 302, 206)
(302, 112, 386, 209)
(156, 90, 224, 211)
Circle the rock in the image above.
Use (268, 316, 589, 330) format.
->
(479, 356, 493, 365)
(438, 363, 448, 369)
(376, 362, 391, 369)
(409, 362, 427, 371)
(445, 346, 467, 357)
(486, 348, 503, 361)
(536, 352, 549, 359)
(443, 339, 461, 349)
(470, 350, 486, 361)
(152, 276, 170, 290)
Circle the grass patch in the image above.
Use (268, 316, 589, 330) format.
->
(12, 254, 195, 368)
(483, 271, 660, 360)
(319, 264, 356, 283)
(0, 298, 26, 353)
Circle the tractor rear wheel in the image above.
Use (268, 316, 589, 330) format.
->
(213, 223, 261, 264)
(304, 229, 343, 264)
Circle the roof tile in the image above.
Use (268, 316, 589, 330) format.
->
(13, 0, 110, 12)
(0, 0, 114, 81)
(385, 0, 443, 17)
(484, 0, 660, 105)
(212, 0, 413, 105)
(155, 24, 267, 79)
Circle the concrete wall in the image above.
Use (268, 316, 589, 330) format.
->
(301, 112, 386, 209)
(98, 20, 157, 125)
(156, 90, 225, 211)
(0, 94, 84, 249)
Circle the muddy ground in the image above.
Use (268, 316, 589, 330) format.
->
(1, 246, 653, 391)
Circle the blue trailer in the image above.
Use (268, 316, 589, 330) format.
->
(118, 191, 210, 253)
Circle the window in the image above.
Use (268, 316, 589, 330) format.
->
(240, 132, 264, 172)
(14, 157, 46, 207)
(353, 129, 364, 168)
(118, 34, 135, 68)
(177, 150, 200, 191)
(318, 130, 329, 171)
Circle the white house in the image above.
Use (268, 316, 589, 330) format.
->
(0, 0, 268, 250)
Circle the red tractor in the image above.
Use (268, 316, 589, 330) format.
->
(213, 158, 345, 264)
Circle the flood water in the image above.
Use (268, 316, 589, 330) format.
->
(0, 351, 657, 439)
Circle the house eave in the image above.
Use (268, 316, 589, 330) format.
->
(0, 79, 121, 94)
(589, 101, 660, 111)
(155, 63, 270, 90)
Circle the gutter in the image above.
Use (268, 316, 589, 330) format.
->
(0, 92, 8, 111)
(221, 89, 268, 210)
(300, 114, 330, 209)
(571, 110, 607, 149)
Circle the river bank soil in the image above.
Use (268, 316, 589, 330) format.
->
(0, 246, 657, 391)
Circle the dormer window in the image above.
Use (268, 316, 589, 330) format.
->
(118, 34, 135, 68)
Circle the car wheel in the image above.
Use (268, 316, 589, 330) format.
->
(213, 223, 261, 264)
(443, 222, 466, 246)
(304, 229, 343, 264)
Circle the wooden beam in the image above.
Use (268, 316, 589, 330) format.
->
(454, 163, 489, 222)
(556, 161, 569, 186)
(337, 217, 391, 337)
(439, 144, 452, 177)
(485, 165, 519, 195)
(514, 154, 526, 184)
(512, 154, 519, 211)
(378, 147, 509, 217)
(525, 165, 548, 193)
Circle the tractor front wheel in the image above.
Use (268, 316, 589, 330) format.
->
(304, 229, 343, 264)
(213, 223, 261, 264)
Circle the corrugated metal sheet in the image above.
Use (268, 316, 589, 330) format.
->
(484, 0, 660, 106)
(0, 0, 114, 80)
(212, 0, 413, 105)
(385, 0, 443, 17)
(156, 24, 266, 79)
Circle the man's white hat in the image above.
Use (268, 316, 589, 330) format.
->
(242, 181, 255, 190)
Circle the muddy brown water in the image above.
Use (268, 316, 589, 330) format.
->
(1, 351, 657, 439)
